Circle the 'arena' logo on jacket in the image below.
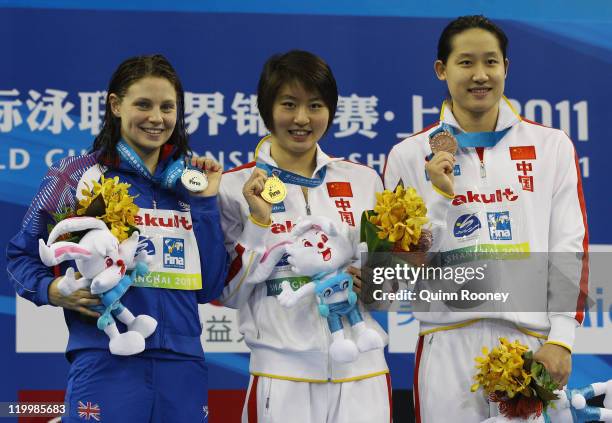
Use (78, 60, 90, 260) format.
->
(452, 188, 518, 206)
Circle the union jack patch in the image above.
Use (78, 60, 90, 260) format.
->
(78, 400, 101, 421)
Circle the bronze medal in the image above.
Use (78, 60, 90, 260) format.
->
(429, 130, 458, 155)
(261, 175, 287, 204)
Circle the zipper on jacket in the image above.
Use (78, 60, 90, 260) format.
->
(476, 147, 486, 179)
(265, 379, 272, 413)
(322, 310, 331, 381)
(152, 187, 158, 209)
(300, 187, 311, 216)
(302, 187, 311, 215)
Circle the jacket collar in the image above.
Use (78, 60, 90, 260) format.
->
(112, 142, 179, 179)
(254, 135, 343, 176)
(439, 96, 521, 133)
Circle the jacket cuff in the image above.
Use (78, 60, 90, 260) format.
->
(238, 217, 269, 250)
(39, 276, 54, 306)
(428, 184, 453, 228)
(547, 314, 578, 352)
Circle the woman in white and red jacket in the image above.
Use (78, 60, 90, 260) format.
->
(384, 16, 589, 423)
(218, 50, 392, 423)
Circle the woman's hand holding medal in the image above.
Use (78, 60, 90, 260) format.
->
(426, 131, 458, 197)
(243, 168, 273, 225)
(183, 156, 223, 197)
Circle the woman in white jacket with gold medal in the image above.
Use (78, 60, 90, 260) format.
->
(218, 50, 392, 423)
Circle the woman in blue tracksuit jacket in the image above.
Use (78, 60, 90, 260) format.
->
(6, 54, 228, 422)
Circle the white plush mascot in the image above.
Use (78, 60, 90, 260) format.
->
(253, 216, 384, 363)
(39, 216, 156, 355)
(482, 380, 612, 423)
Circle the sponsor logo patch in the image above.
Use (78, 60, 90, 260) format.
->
(276, 252, 290, 267)
(453, 188, 518, 206)
(135, 213, 193, 230)
(270, 220, 295, 234)
(453, 213, 481, 238)
(178, 200, 191, 212)
(163, 237, 185, 269)
(487, 211, 512, 241)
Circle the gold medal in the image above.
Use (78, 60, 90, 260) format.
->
(261, 175, 287, 204)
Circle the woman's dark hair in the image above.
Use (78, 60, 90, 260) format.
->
(92, 54, 189, 164)
(437, 15, 508, 63)
(257, 50, 338, 134)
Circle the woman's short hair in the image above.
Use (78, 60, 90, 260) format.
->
(257, 50, 338, 134)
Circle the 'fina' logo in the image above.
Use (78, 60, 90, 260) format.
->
(163, 237, 185, 269)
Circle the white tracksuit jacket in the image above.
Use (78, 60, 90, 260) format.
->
(218, 139, 389, 382)
(384, 98, 589, 351)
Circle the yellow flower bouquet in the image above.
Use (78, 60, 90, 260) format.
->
(77, 175, 139, 242)
(48, 176, 139, 243)
(471, 338, 559, 420)
(360, 185, 432, 255)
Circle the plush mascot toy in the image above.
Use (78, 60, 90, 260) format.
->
(547, 380, 612, 423)
(39, 216, 157, 356)
(253, 216, 384, 363)
(481, 380, 612, 423)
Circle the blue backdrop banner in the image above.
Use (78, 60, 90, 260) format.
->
(1, 2, 611, 413)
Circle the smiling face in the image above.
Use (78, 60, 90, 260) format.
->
(110, 76, 177, 158)
(286, 226, 353, 276)
(435, 28, 508, 128)
(269, 82, 330, 157)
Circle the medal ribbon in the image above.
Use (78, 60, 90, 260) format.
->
(431, 123, 511, 148)
(256, 162, 327, 188)
(116, 140, 185, 190)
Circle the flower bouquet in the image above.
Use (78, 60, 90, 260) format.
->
(358, 185, 433, 304)
(39, 175, 156, 355)
(472, 338, 559, 422)
(360, 184, 432, 259)
(48, 175, 139, 242)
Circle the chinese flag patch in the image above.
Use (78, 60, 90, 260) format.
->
(509, 146, 536, 160)
(326, 182, 353, 197)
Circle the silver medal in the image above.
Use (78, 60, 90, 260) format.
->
(181, 168, 208, 193)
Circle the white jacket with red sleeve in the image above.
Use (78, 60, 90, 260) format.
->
(217, 139, 389, 382)
(384, 98, 589, 352)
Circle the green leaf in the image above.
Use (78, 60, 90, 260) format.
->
(531, 362, 543, 377)
(532, 382, 559, 402)
(127, 225, 140, 237)
(360, 211, 369, 243)
(361, 216, 393, 253)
